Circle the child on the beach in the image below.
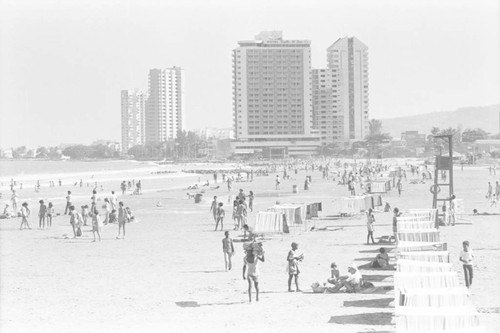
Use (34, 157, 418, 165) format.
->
(243, 248, 264, 302)
(459, 240, 474, 288)
(327, 262, 340, 285)
(215, 202, 225, 231)
(109, 209, 117, 223)
(38, 200, 47, 229)
(490, 194, 498, 207)
(47, 202, 54, 228)
(91, 208, 103, 242)
(64, 191, 72, 215)
(222, 231, 234, 271)
(20, 202, 31, 230)
(81, 205, 89, 226)
(372, 247, 390, 268)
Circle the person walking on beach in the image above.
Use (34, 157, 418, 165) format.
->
(210, 196, 218, 223)
(213, 172, 217, 184)
(64, 191, 72, 215)
(366, 208, 376, 245)
(136, 180, 142, 194)
(248, 191, 254, 212)
(215, 202, 225, 231)
(227, 177, 233, 192)
(19, 202, 31, 230)
(243, 248, 264, 302)
(38, 200, 47, 229)
(91, 208, 103, 242)
(47, 202, 54, 228)
(460, 240, 474, 288)
(287, 242, 303, 292)
(486, 182, 493, 201)
(222, 231, 234, 271)
(117, 201, 128, 239)
(275, 175, 281, 190)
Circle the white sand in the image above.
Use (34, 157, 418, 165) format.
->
(1, 163, 499, 333)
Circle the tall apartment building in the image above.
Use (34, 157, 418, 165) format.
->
(326, 36, 369, 142)
(121, 89, 146, 153)
(311, 68, 343, 144)
(145, 67, 185, 143)
(232, 31, 319, 157)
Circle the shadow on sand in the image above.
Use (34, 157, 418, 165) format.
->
(328, 312, 393, 325)
(343, 297, 394, 308)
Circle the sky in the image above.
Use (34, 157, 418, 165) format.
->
(0, 0, 499, 148)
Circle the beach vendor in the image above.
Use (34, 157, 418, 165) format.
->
(242, 242, 264, 302)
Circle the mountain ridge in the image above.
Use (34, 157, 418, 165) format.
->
(379, 104, 500, 139)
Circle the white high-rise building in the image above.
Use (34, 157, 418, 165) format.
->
(121, 89, 146, 153)
(311, 68, 343, 144)
(327, 36, 369, 142)
(145, 67, 185, 143)
(232, 31, 319, 157)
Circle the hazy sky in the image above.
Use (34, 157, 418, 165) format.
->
(1, 0, 499, 148)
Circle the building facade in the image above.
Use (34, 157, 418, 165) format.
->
(232, 31, 320, 157)
(327, 36, 369, 142)
(121, 89, 146, 153)
(145, 67, 185, 143)
(311, 68, 343, 144)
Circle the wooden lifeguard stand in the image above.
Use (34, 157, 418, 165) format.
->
(432, 135, 454, 227)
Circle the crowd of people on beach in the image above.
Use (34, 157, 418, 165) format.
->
(1, 178, 139, 242)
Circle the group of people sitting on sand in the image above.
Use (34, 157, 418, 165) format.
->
(311, 247, 391, 293)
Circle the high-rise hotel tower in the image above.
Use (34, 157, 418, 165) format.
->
(145, 67, 186, 143)
(326, 37, 369, 142)
(232, 31, 319, 157)
(121, 89, 146, 153)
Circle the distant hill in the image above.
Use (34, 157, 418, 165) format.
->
(380, 104, 500, 139)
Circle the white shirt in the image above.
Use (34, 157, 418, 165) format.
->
(460, 249, 474, 265)
(346, 270, 362, 284)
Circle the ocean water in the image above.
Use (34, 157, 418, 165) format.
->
(0, 160, 157, 183)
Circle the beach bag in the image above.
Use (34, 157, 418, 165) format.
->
(76, 227, 82, 237)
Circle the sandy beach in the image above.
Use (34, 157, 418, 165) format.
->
(1, 160, 499, 333)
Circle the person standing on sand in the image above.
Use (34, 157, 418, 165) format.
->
(68, 206, 78, 238)
(90, 190, 97, 212)
(287, 242, 303, 292)
(392, 207, 400, 243)
(243, 248, 264, 302)
(215, 202, 225, 231)
(91, 208, 103, 242)
(396, 178, 402, 197)
(210, 196, 218, 223)
(366, 208, 376, 245)
(227, 177, 233, 192)
(11, 190, 18, 213)
(102, 198, 111, 224)
(47, 202, 54, 228)
(117, 201, 129, 239)
(213, 172, 217, 184)
(64, 191, 72, 215)
(248, 191, 254, 212)
(222, 231, 234, 270)
(275, 175, 281, 190)
(110, 191, 117, 211)
(38, 200, 47, 229)
(19, 202, 31, 230)
(120, 181, 127, 195)
(460, 240, 474, 288)
(495, 181, 500, 198)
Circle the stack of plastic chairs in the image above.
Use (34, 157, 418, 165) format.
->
(395, 210, 484, 332)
